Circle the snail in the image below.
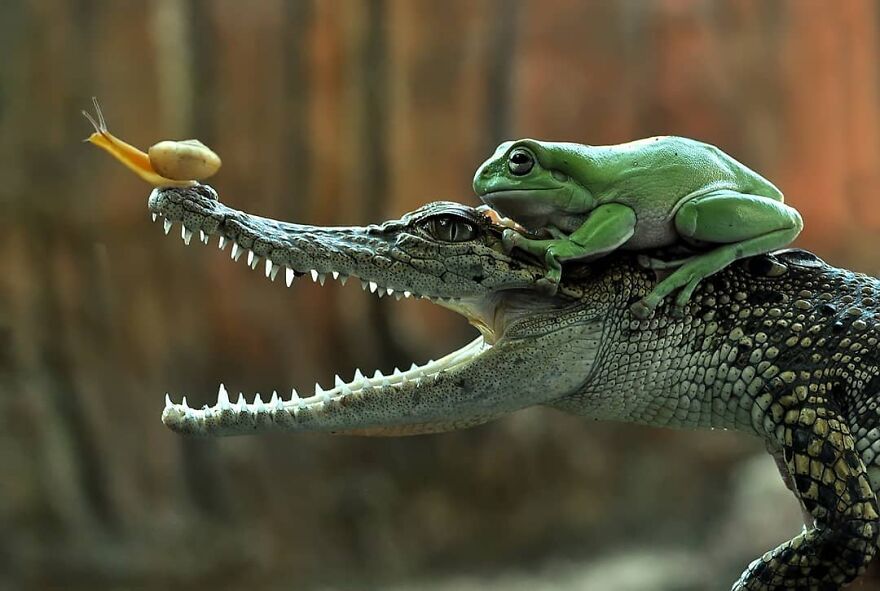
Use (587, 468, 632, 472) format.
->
(82, 97, 221, 187)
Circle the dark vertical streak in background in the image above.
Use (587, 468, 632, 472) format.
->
(281, 0, 313, 221)
(360, 0, 389, 219)
(190, 0, 217, 144)
(484, 0, 521, 149)
(179, 0, 231, 520)
(359, 0, 410, 367)
(41, 239, 119, 529)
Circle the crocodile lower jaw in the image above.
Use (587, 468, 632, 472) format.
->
(162, 336, 491, 432)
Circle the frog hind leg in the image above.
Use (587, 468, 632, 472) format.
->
(631, 191, 803, 319)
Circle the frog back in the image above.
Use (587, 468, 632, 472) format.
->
(539, 136, 783, 203)
(534, 136, 784, 249)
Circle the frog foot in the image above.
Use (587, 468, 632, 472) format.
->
(673, 276, 702, 309)
(630, 275, 702, 319)
(501, 228, 522, 253)
(629, 294, 684, 319)
(636, 254, 697, 270)
(535, 275, 560, 296)
(629, 297, 656, 320)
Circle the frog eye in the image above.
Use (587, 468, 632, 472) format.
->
(508, 148, 535, 176)
(422, 215, 479, 242)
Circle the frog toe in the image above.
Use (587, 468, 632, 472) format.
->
(501, 229, 521, 253)
(673, 277, 702, 309)
(629, 298, 655, 320)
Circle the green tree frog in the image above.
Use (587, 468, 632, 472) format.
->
(473, 136, 803, 318)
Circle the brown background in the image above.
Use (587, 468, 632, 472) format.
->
(3, 0, 880, 589)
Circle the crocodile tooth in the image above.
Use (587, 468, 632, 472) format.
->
(270, 391, 279, 405)
(361, 280, 368, 291)
(315, 383, 333, 402)
(199, 230, 206, 243)
(339, 275, 348, 286)
(236, 392, 247, 410)
(289, 388, 301, 402)
(265, 259, 274, 278)
(286, 267, 295, 287)
(182, 396, 189, 409)
(332, 271, 340, 280)
(181, 226, 192, 245)
(354, 368, 365, 382)
(369, 281, 378, 293)
(253, 394, 266, 412)
(217, 383, 231, 410)
(231, 243, 241, 261)
(164, 219, 173, 234)
(165, 393, 172, 409)
(372, 369, 383, 379)
(318, 273, 326, 286)
(403, 291, 412, 298)
(386, 287, 394, 296)
(310, 269, 319, 282)
(248, 250, 260, 269)
(152, 213, 157, 222)
(394, 293, 403, 301)
(270, 265, 280, 281)
(218, 236, 227, 250)
(334, 374, 345, 388)
(272, 392, 284, 411)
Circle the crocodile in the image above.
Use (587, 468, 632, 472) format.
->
(152, 184, 880, 590)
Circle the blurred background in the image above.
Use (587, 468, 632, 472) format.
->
(3, 0, 880, 589)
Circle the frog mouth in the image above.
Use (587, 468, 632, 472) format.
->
(477, 189, 564, 233)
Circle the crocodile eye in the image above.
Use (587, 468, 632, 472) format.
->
(423, 215, 478, 242)
(508, 148, 534, 176)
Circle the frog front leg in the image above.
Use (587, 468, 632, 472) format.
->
(503, 203, 637, 292)
(631, 191, 803, 318)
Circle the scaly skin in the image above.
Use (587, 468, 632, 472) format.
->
(151, 185, 879, 590)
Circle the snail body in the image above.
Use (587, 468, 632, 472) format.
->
(82, 98, 221, 187)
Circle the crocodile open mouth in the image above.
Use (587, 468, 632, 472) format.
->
(148, 186, 529, 436)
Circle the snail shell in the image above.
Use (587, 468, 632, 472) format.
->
(148, 139, 222, 181)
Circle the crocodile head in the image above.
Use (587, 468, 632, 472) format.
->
(152, 185, 607, 437)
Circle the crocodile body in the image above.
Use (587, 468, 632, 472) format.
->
(152, 185, 880, 590)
